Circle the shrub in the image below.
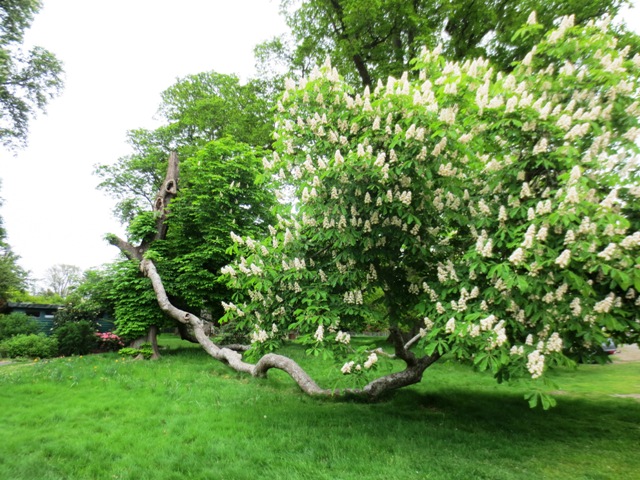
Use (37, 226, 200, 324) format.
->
(0, 334, 58, 358)
(0, 313, 40, 341)
(54, 320, 97, 356)
(53, 302, 100, 329)
(118, 343, 154, 359)
(95, 332, 124, 352)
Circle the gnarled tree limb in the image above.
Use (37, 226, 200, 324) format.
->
(108, 152, 440, 399)
(143, 256, 439, 398)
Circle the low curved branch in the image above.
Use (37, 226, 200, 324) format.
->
(254, 353, 328, 395)
(109, 152, 441, 400)
(141, 257, 439, 398)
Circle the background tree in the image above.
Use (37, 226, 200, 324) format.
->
(43, 263, 81, 298)
(153, 139, 275, 324)
(102, 141, 276, 355)
(157, 72, 275, 149)
(0, 0, 64, 149)
(95, 71, 275, 224)
(260, 0, 634, 88)
(95, 71, 278, 353)
(0, 181, 27, 304)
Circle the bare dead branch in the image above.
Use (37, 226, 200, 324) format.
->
(105, 234, 142, 261)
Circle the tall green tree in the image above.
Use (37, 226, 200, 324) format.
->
(96, 72, 278, 352)
(157, 72, 275, 149)
(0, 181, 27, 303)
(262, 0, 633, 88)
(95, 71, 275, 224)
(0, 0, 64, 149)
(101, 142, 276, 352)
(154, 139, 275, 323)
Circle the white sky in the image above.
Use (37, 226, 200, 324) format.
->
(0, 1, 639, 288)
(0, 0, 287, 286)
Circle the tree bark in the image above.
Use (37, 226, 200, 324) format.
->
(176, 318, 215, 343)
(107, 152, 180, 358)
(129, 324, 161, 359)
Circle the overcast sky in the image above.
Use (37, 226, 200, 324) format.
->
(0, 0, 287, 286)
(1, 1, 639, 289)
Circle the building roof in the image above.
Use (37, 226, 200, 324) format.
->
(7, 302, 63, 310)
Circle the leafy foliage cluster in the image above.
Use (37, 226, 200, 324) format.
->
(0, 303, 122, 358)
(0, 312, 58, 358)
(52, 301, 100, 329)
(53, 320, 96, 356)
(94, 74, 277, 343)
(0, 312, 38, 340)
(152, 138, 276, 320)
(118, 343, 154, 359)
(264, 0, 634, 88)
(0, 0, 64, 149)
(0, 333, 57, 358)
(95, 73, 275, 224)
(96, 261, 168, 341)
(51, 295, 120, 356)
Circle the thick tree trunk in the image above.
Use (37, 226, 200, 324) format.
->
(177, 319, 214, 343)
(129, 324, 161, 359)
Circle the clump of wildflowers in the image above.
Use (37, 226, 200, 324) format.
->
(95, 332, 124, 352)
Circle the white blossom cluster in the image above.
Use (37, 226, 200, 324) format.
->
(335, 331, 351, 345)
(526, 350, 545, 379)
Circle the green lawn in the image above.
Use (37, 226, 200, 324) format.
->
(0, 336, 638, 480)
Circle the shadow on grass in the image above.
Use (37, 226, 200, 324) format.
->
(156, 336, 639, 447)
(377, 386, 640, 442)
(160, 345, 206, 357)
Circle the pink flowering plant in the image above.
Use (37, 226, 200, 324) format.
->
(220, 14, 639, 407)
(95, 332, 125, 352)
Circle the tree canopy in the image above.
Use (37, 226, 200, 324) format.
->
(97, 73, 278, 350)
(216, 14, 640, 404)
(95, 72, 275, 224)
(261, 0, 635, 88)
(0, 0, 64, 149)
(157, 72, 275, 149)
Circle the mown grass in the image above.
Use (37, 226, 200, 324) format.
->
(0, 335, 638, 480)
